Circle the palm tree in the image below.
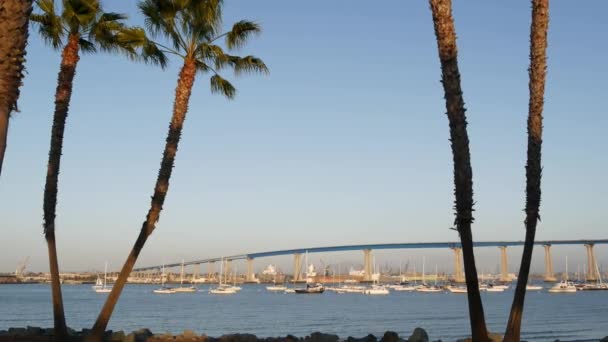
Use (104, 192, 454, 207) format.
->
(428, 0, 489, 340)
(91, 0, 267, 337)
(504, 1, 549, 341)
(30, 0, 163, 338)
(0, 0, 33, 178)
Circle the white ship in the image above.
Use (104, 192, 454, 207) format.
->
(262, 264, 277, 276)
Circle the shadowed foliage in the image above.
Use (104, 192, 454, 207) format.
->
(504, 1, 550, 341)
(0, 0, 33, 178)
(428, 0, 489, 340)
(90, 0, 267, 338)
(30, 0, 164, 338)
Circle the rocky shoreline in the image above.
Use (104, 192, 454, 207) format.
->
(0, 327, 606, 342)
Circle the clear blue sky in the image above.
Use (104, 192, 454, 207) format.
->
(1, 1, 606, 273)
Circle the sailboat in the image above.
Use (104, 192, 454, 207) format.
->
(363, 259, 389, 295)
(580, 258, 608, 291)
(416, 259, 442, 293)
(209, 258, 236, 295)
(92, 262, 112, 293)
(266, 272, 287, 292)
(548, 256, 577, 293)
(153, 265, 176, 294)
(294, 251, 324, 294)
(173, 260, 197, 293)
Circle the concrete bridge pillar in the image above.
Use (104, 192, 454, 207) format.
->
(293, 253, 302, 282)
(363, 249, 373, 282)
(499, 246, 510, 282)
(451, 247, 465, 283)
(246, 257, 255, 282)
(225, 259, 232, 278)
(585, 244, 598, 281)
(207, 262, 215, 280)
(543, 244, 556, 282)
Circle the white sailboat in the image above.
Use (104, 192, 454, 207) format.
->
(173, 260, 197, 293)
(267, 268, 287, 291)
(416, 259, 442, 293)
(153, 265, 175, 294)
(548, 257, 577, 293)
(363, 260, 389, 295)
(209, 258, 236, 295)
(93, 262, 112, 293)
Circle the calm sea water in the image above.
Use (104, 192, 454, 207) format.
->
(0, 284, 606, 341)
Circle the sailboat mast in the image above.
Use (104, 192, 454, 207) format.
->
(422, 256, 426, 284)
(180, 260, 185, 286)
(104, 262, 108, 288)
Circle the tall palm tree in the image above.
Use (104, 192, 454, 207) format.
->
(30, 0, 163, 338)
(428, 0, 489, 340)
(0, 0, 33, 178)
(91, 0, 267, 337)
(504, 1, 549, 341)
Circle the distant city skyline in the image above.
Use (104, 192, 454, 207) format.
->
(1, 1, 607, 273)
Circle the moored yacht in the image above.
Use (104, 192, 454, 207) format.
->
(295, 283, 324, 294)
(173, 260, 197, 293)
(363, 284, 390, 295)
(548, 280, 577, 293)
(153, 265, 175, 294)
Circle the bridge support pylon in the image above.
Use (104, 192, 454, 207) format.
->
(451, 247, 465, 283)
(363, 249, 373, 282)
(225, 259, 232, 279)
(246, 257, 255, 282)
(293, 253, 302, 282)
(543, 244, 556, 282)
(499, 246, 510, 282)
(585, 244, 598, 281)
(207, 262, 215, 281)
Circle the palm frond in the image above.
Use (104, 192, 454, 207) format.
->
(36, 0, 56, 15)
(78, 37, 96, 53)
(232, 55, 268, 76)
(62, 0, 99, 29)
(210, 74, 236, 99)
(226, 20, 261, 49)
(116, 27, 168, 67)
(31, 9, 64, 50)
(139, 0, 185, 51)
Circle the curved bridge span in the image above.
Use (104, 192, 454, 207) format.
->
(132, 238, 608, 282)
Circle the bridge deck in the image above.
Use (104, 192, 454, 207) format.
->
(132, 239, 608, 271)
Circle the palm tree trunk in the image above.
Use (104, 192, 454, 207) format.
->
(0, 0, 33, 177)
(504, 1, 549, 341)
(91, 58, 198, 338)
(43, 33, 80, 339)
(429, 0, 488, 340)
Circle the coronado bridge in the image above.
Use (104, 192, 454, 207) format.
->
(132, 239, 608, 283)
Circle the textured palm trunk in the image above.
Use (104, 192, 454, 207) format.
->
(43, 33, 80, 339)
(0, 0, 33, 177)
(504, 1, 549, 341)
(429, 0, 488, 340)
(91, 59, 198, 339)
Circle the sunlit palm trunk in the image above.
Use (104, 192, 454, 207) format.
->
(91, 59, 198, 338)
(429, 0, 488, 340)
(0, 0, 33, 177)
(43, 33, 80, 339)
(504, 1, 549, 341)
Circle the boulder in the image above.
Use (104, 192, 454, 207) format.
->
(26, 326, 43, 336)
(285, 334, 300, 342)
(111, 330, 126, 341)
(8, 327, 27, 336)
(219, 333, 258, 342)
(182, 329, 197, 338)
(408, 328, 428, 342)
(307, 332, 339, 342)
(381, 331, 399, 342)
(346, 334, 377, 342)
(601, 337, 608, 342)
